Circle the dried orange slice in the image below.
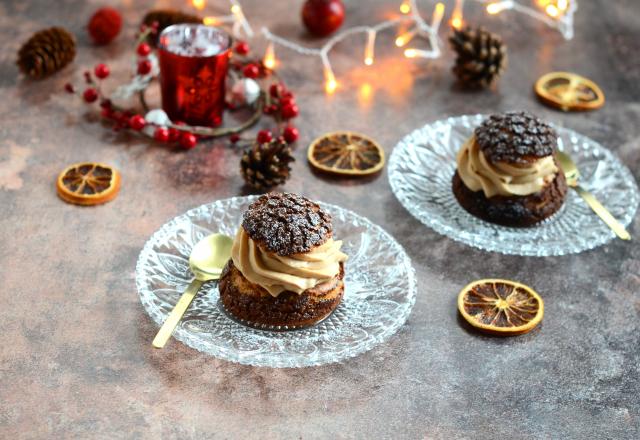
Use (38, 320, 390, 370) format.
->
(458, 279, 544, 336)
(56, 162, 121, 206)
(307, 131, 385, 176)
(534, 71, 604, 112)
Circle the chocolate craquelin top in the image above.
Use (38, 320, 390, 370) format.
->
(474, 111, 558, 165)
(241, 192, 333, 256)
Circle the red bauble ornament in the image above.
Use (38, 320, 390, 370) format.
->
(281, 104, 299, 119)
(129, 115, 146, 131)
(154, 127, 170, 142)
(83, 88, 98, 103)
(242, 64, 260, 79)
(230, 134, 241, 144)
(94, 63, 110, 79)
(137, 60, 152, 75)
(283, 126, 299, 143)
(137, 43, 152, 57)
(302, 0, 345, 37)
(257, 130, 273, 143)
(87, 7, 122, 45)
(234, 41, 250, 55)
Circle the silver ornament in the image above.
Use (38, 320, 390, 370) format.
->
(231, 78, 260, 106)
(143, 109, 171, 136)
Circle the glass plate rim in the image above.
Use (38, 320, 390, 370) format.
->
(135, 195, 417, 367)
(388, 114, 639, 256)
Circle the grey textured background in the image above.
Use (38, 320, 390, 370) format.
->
(0, 0, 638, 438)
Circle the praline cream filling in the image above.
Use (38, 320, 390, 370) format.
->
(456, 135, 558, 198)
(231, 227, 348, 297)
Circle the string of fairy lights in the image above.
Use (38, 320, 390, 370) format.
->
(193, 0, 577, 94)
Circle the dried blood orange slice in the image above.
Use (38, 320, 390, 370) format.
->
(457, 279, 544, 336)
(534, 71, 604, 112)
(307, 131, 385, 176)
(56, 162, 121, 206)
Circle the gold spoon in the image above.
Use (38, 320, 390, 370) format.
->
(556, 151, 630, 240)
(152, 233, 233, 348)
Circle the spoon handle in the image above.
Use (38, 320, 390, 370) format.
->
(152, 278, 204, 348)
(573, 185, 630, 240)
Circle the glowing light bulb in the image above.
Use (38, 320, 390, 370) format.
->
(558, 0, 568, 11)
(325, 78, 338, 94)
(431, 2, 445, 29)
(192, 0, 206, 10)
(360, 83, 372, 98)
(450, 0, 463, 29)
(263, 42, 276, 69)
(404, 48, 417, 58)
(487, 1, 512, 14)
(364, 31, 376, 66)
(230, 4, 241, 14)
(324, 67, 337, 94)
(395, 29, 416, 47)
(546, 4, 559, 17)
(400, 0, 411, 14)
(203, 16, 219, 26)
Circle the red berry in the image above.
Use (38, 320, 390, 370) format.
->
(179, 132, 198, 149)
(94, 63, 110, 79)
(230, 134, 241, 143)
(84, 71, 92, 84)
(281, 104, 299, 119)
(154, 127, 170, 142)
(234, 41, 250, 55)
(256, 130, 273, 143)
(211, 115, 222, 127)
(283, 126, 299, 143)
(269, 84, 284, 98)
(279, 95, 296, 107)
(137, 60, 152, 75)
(88, 7, 122, 45)
(263, 104, 278, 115)
(64, 83, 75, 93)
(100, 108, 113, 119)
(137, 42, 151, 56)
(129, 115, 146, 131)
(168, 128, 181, 142)
(83, 88, 98, 103)
(242, 64, 259, 79)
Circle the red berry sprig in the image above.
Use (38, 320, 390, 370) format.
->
(248, 82, 300, 146)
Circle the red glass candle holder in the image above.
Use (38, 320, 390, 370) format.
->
(158, 24, 231, 127)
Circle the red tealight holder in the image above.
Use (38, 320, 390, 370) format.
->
(158, 24, 231, 127)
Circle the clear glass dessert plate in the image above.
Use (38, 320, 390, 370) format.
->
(388, 114, 639, 256)
(136, 196, 416, 368)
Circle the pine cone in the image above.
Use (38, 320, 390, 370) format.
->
(17, 27, 76, 79)
(449, 27, 507, 89)
(241, 139, 294, 190)
(142, 10, 203, 44)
